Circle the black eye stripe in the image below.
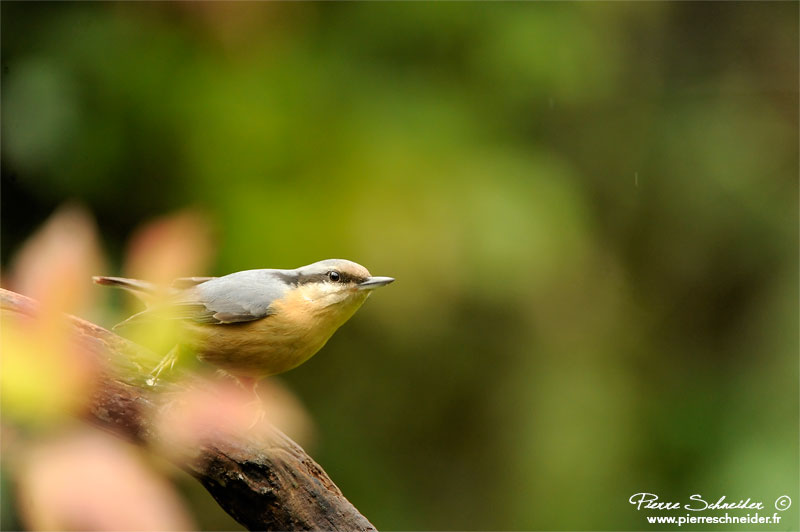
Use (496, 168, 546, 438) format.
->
(284, 271, 369, 286)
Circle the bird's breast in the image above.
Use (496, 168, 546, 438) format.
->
(191, 286, 369, 377)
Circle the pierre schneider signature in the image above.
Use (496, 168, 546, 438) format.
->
(629, 492, 789, 512)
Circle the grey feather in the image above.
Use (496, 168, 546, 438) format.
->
(93, 276, 158, 296)
(99, 269, 292, 327)
(176, 269, 293, 324)
(171, 277, 217, 289)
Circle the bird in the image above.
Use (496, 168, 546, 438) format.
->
(94, 259, 394, 386)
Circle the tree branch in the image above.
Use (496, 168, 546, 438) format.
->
(1, 288, 376, 532)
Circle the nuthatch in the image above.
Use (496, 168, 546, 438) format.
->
(94, 259, 394, 384)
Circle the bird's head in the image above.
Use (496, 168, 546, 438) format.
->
(288, 259, 394, 307)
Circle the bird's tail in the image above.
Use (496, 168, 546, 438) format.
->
(93, 275, 213, 330)
(93, 276, 161, 330)
(93, 276, 158, 299)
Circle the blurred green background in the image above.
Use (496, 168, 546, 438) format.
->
(1, 2, 797, 530)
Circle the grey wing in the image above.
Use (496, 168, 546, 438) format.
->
(175, 270, 290, 325)
(171, 276, 217, 289)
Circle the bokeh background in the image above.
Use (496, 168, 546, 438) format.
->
(1, 2, 798, 530)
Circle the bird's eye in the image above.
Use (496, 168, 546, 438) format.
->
(328, 271, 340, 282)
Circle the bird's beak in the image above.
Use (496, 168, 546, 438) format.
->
(358, 276, 395, 290)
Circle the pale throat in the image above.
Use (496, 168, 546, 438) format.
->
(297, 283, 370, 310)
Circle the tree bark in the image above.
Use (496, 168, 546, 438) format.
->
(1, 288, 376, 532)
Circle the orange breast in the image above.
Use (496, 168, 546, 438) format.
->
(188, 287, 369, 377)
